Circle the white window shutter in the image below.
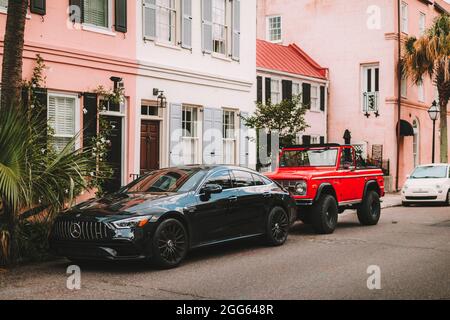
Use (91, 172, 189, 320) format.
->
(203, 108, 224, 164)
(48, 95, 76, 152)
(181, 0, 192, 49)
(143, 0, 156, 39)
(201, 0, 213, 53)
(232, 0, 241, 60)
(170, 103, 183, 166)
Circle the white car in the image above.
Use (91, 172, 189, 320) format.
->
(401, 164, 450, 206)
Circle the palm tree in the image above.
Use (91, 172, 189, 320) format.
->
(0, 109, 95, 266)
(0, 0, 29, 109)
(403, 14, 450, 163)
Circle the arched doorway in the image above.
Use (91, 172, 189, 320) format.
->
(413, 119, 420, 168)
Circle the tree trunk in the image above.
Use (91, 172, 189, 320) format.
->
(0, 201, 17, 267)
(439, 98, 448, 163)
(0, 0, 29, 110)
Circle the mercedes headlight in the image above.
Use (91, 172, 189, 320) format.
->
(112, 215, 154, 229)
(295, 181, 307, 195)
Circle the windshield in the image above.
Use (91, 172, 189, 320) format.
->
(279, 148, 338, 167)
(410, 166, 448, 179)
(120, 168, 207, 193)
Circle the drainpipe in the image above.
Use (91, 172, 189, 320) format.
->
(395, 0, 402, 192)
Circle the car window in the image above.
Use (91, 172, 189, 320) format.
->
(253, 174, 271, 186)
(410, 165, 448, 179)
(232, 170, 255, 188)
(340, 148, 355, 168)
(204, 170, 233, 190)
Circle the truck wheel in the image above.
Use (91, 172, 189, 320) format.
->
(357, 191, 381, 226)
(311, 194, 338, 234)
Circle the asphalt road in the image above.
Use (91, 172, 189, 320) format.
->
(0, 205, 449, 300)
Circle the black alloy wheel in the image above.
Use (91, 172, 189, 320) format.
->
(152, 219, 188, 269)
(266, 206, 289, 246)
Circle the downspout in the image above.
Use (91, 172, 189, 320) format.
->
(395, 0, 402, 191)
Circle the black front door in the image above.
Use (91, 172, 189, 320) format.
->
(192, 170, 236, 245)
(101, 115, 122, 194)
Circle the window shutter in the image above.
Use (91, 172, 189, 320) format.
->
(169, 103, 183, 166)
(181, 0, 193, 49)
(32, 88, 48, 143)
(30, 0, 46, 15)
(256, 76, 263, 103)
(115, 0, 127, 33)
(232, 0, 241, 60)
(83, 93, 98, 148)
(201, 0, 213, 53)
(143, 0, 156, 39)
(320, 136, 325, 144)
(240, 111, 249, 167)
(265, 77, 271, 104)
(320, 86, 325, 111)
(282, 80, 293, 101)
(302, 83, 311, 109)
(69, 0, 84, 23)
(203, 108, 223, 165)
(302, 135, 311, 145)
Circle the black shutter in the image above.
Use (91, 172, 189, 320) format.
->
(256, 76, 263, 103)
(115, 0, 127, 33)
(21, 87, 30, 108)
(302, 83, 311, 109)
(69, 0, 84, 23)
(265, 77, 271, 104)
(33, 88, 48, 143)
(302, 135, 311, 145)
(83, 93, 98, 148)
(320, 136, 325, 144)
(320, 86, 325, 111)
(282, 80, 293, 101)
(30, 0, 46, 15)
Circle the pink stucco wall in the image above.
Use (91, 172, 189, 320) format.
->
(257, 0, 450, 190)
(0, 1, 138, 184)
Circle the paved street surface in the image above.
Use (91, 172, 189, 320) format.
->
(0, 205, 449, 300)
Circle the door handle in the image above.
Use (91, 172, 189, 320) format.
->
(228, 196, 238, 202)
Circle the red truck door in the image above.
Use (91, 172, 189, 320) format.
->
(337, 146, 358, 202)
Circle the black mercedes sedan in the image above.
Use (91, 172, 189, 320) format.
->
(49, 165, 296, 268)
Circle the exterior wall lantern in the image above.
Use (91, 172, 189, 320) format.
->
(153, 88, 167, 109)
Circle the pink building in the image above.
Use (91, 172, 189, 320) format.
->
(257, 0, 450, 191)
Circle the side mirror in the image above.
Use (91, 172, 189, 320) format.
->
(201, 184, 223, 196)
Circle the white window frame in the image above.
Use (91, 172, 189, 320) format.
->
(212, 0, 228, 55)
(419, 12, 426, 36)
(270, 78, 281, 104)
(401, 76, 407, 98)
(310, 135, 321, 144)
(401, 2, 408, 34)
(82, 0, 114, 34)
(223, 109, 237, 165)
(181, 105, 201, 165)
(0, 0, 7, 14)
(361, 64, 380, 112)
(418, 78, 425, 102)
(266, 15, 282, 43)
(152, 0, 178, 45)
(47, 92, 81, 151)
(310, 85, 319, 111)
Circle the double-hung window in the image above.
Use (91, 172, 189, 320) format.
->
(267, 16, 282, 42)
(0, 0, 7, 12)
(310, 85, 319, 111)
(270, 79, 281, 104)
(401, 2, 408, 34)
(362, 64, 380, 113)
(212, 0, 227, 55)
(418, 78, 424, 102)
(144, 0, 177, 44)
(419, 12, 426, 36)
(223, 110, 236, 165)
(48, 94, 77, 152)
(84, 0, 110, 29)
(182, 105, 200, 165)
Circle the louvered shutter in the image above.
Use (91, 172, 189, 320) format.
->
(302, 83, 311, 109)
(181, 0, 192, 49)
(320, 136, 325, 144)
(201, 0, 213, 53)
(69, 0, 84, 23)
(320, 86, 325, 111)
(169, 103, 183, 166)
(265, 77, 271, 104)
(302, 135, 311, 145)
(115, 0, 127, 32)
(256, 76, 263, 103)
(240, 112, 249, 167)
(30, 0, 46, 15)
(203, 108, 223, 165)
(232, 0, 241, 60)
(83, 93, 98, 148)
(143, 0, 156, 39)
(48, 95, 76, 151)
(282, 80, 293, 101)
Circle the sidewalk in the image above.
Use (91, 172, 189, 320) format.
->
(381, 192, 402, 209)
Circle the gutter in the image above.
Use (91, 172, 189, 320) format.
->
(395, 0, 402, 191)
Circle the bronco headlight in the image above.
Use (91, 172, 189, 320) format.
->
(295, 181, 307, 195)
(112, 215, 154, 229)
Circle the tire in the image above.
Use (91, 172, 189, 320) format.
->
(266, 206, 289, 246)
(151, 218, 188, 269)
(357, 191, 381, 226)
(445, 190, 450, 207)
(311, 194, 338, 234)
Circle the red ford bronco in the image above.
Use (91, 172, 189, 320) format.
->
(266, 144, 385, 234)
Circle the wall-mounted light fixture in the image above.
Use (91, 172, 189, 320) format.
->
(153, 88, 167, 108)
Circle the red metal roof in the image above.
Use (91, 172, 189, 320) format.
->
(257, 39, 328, 80)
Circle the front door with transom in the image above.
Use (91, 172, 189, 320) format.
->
(140, 120, 160, 175)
